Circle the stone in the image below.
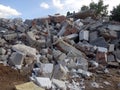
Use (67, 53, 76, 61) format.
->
(3, 33, 17, 41)
(114, 49, 120, 63)
(34, 77, 52, 89)
(0, 55, 8, 61)
(108, 25, 120, 31)
(90, 37, 108, 48)
(52, 79, 66, 90)
(16, 25, 26, 33)
(103, 81, 111, 86)
(64, 34, 78, 40)
(12, 44, 37, 57)
(53, 49, 67, 61)
(9, 52, 25, 69)
(0, 38, 6, 46)
(109, 30, 118, 38)
(53, 64, 68, 80)
(0, 48, 6, 55)
(77, 69, 93, 77)
(79, 30, 89, 41)
(89, 22, 102, 30)
(57, 22, 68, 36)
(15, 82, 45, 90)
(55, 38, 83, 57)
(74, 19, 83, 28)
(108, 44, 114, 52)
(89, 31, 98, 42)
(76, 57, 88, 71)
(107, 54, 115, 62)
(97, 47, 108, 53)
(40, 63, 53, 77)
(27, 31, 46, 49)
(91, 82, 100, 88)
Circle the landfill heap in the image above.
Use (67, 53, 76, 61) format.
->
(0, 14, 120, 90)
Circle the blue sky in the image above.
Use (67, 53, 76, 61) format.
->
(0, 0, 120, 19)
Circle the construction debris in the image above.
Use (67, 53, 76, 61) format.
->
(0, 14, 119, 90)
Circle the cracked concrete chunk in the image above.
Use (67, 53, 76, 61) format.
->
(90, 37, 108, 48)
(34, 77, 52, 89)
(79, 30, 89, 41)
(9, 52, 25, 68)
(12, 44, 37, 57)
(52, 79, 66, 90)
(53, 64, 68, 80)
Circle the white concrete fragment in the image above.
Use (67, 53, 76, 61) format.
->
(41, 63, 53, 77)
(79, 30, 89, 41)
(34, 77, 51, 89)
(97, 47, 107, 53)
(108, 44, 114, 52)
(52, 79, 66, 90)
(12, 44, 37, 56)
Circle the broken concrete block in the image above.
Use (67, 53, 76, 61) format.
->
(64, 34, 78, 40)
(9, 52, 25, 69)
(91, 82, 100, 88)
(52, 79, 66, 90)
(89, 31, 98, 42)
(76, 57, 88, 71)
(16, 25, 26, 33)
(53, 49, 67, 61)
(27, 31, 46, 49)
(57, 22, 68, 36)
(0, 48, 6, 55)
(108, 44, 114, 52)
(12, 44, 37, 57)
(41, 63, 53, 77)
(107, 54, 115, 62)
(40, 55, 49, 63)
(0, 55, 8, 62)
(24, 55, 36, 65)
(74, 19, 83, 28)
(0, 38, 6, 46)
(55, 38, 83, 57)
(109, 30, 118, 38)
(89, 22, 102, 30)
(77, 69, 92, 77)
(79, 30, 89, 41)
(15, 82, 45, 90)
(108, 25, 120, 31)
(114, 49, 120, 63)
(3, 33, 17, 41)
(53, 64, 68, 80)
(97, 47, 108, 53)
(34, 77, 52, 89)
(90, 37, 108, 48)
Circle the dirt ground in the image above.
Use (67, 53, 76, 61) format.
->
(85, 68, 120, 90)
(0, 64, 28, 90)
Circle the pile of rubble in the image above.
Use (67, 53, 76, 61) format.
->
(0, 14, 120, 90)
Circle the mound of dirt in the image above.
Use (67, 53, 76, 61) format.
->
(0, 64, 28, 90)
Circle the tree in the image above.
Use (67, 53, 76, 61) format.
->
(110, 4, 120, 22)
(81, 5, 89, 12)
(80, 0, 108, 17)
(89, 0, 108, 16)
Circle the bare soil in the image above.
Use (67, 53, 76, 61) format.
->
(0, 64, 28, 90)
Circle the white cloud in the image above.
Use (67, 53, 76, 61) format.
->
(40, 2, 49, 9)
(52, 0, 63, 9)
(52, 0, 120, 15)
(0, 4, 21, 18)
